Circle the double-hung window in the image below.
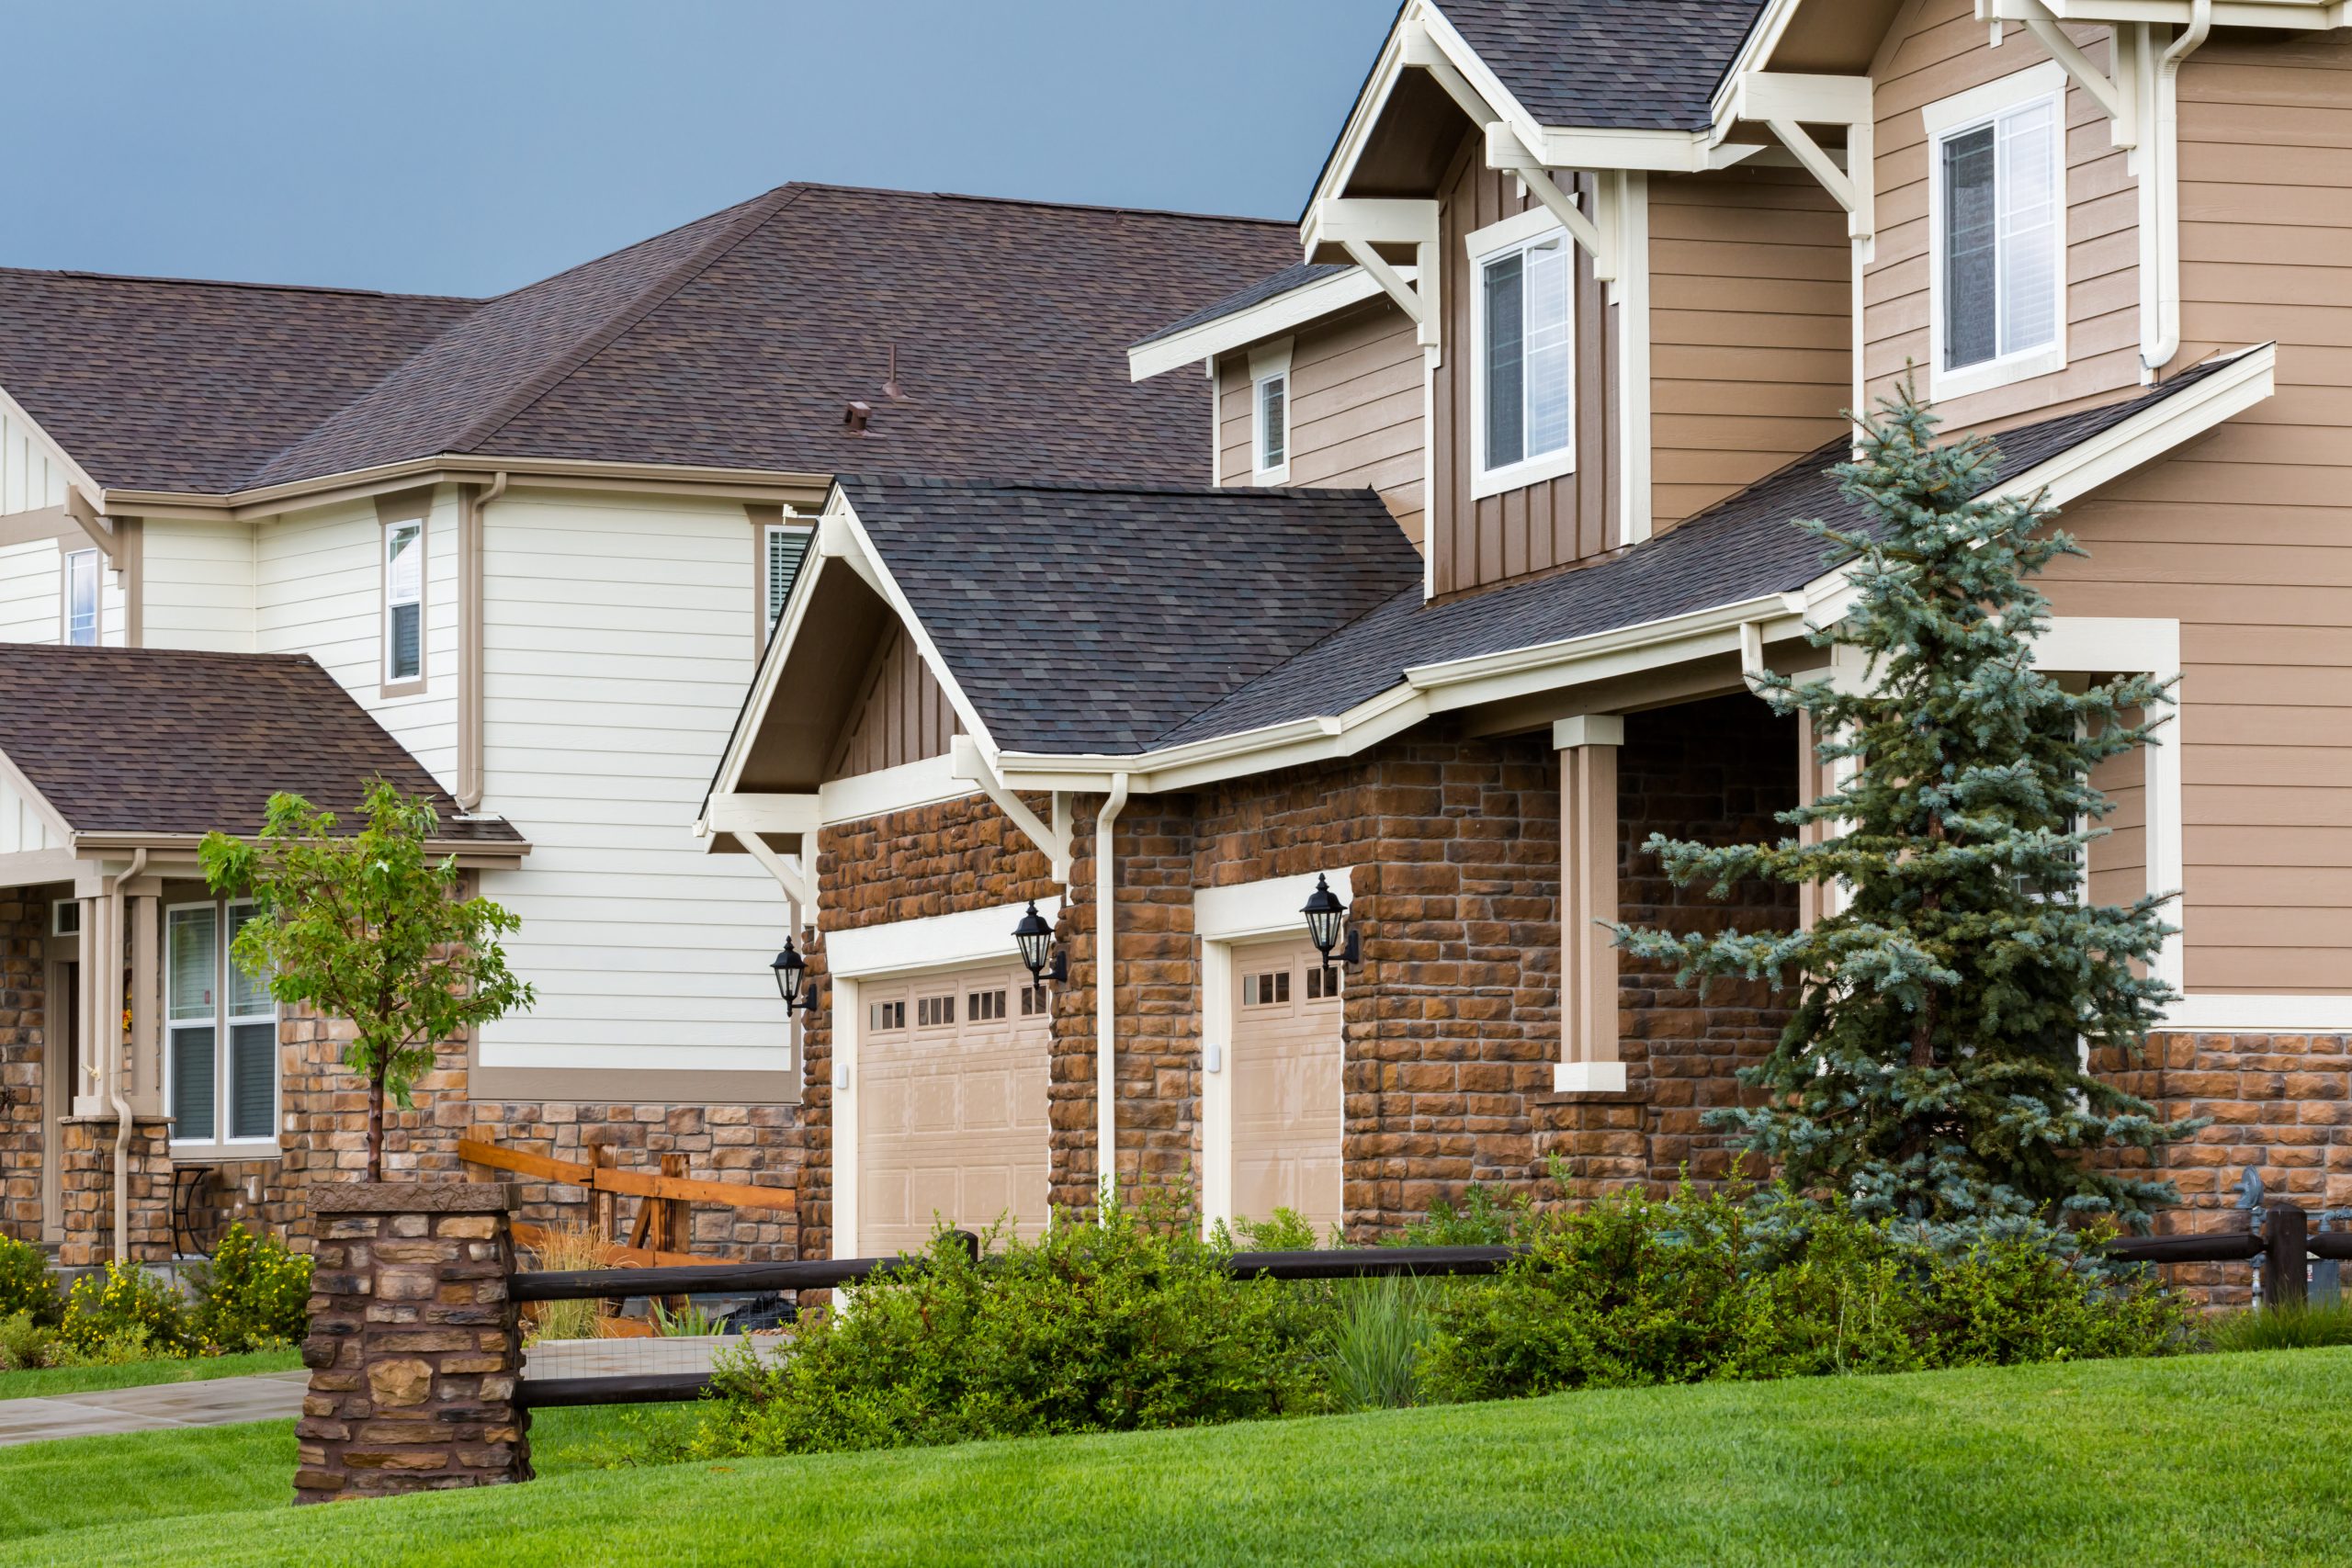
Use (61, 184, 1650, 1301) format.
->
(383, 520, 424, 689)
(63, 548, 99, 646)
(764, 519, 813, 633)
(166, 898, 278, 1152)
(1928, 62, 2067, 400)
(1470, 214, 1576, 498)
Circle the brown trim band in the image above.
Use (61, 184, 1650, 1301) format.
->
(0, 505, 76, 549)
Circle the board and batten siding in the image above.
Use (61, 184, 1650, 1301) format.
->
(472, 491, 789, 1071)
(2041, 28, 2352, 995)
(0, 407, 69, 516)
(1864, 1, 2142, 428)
(1649, 165, 1851, 529)
(0, 773, 62, 856)
(143, 520, 257, 652)
(827, 621, 960, 780)
(1215, 299, 1427, 549)
(1430, 149, 1620, 596)
(255, 492, 458, 782)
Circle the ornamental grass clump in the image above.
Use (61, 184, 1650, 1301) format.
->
(687, 1195, 1333, 1460)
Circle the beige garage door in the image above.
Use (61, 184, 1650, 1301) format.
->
(1231, 937, 1343, 1237)
(859, 962, 1051, 1255)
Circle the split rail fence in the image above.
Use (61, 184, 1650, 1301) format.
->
(505, 1203, 2351, 1413)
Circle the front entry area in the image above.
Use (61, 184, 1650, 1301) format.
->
(856, 960, 1051, 1254)
(1229, 937, 1343, 1236)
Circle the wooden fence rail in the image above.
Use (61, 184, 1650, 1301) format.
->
(506, 1210, 2340, 1413)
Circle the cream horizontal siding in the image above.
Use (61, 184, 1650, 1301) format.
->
(0, 538, 58, 642)
(143, 519, 256, 651)
(255, 491, 458, 786)
(472, 492, 789, 1071)
(0, 409, 69, 516)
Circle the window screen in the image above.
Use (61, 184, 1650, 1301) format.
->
(1940, 97, 2059, 372)
(386, 522, 424, 682)
(64, 549, 99, 646)
(1480, 235, 1574, 475)
(766, 525, 812, 631)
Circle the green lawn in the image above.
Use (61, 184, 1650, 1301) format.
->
(5, 1350, 2351, 1566)
(0, 1349, 304, 1403)
(0, 1402, 699, 1551)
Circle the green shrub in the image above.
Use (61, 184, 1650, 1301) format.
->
(1230, 1208, 1323, 1251)
(690, 1200, 1334, 1460)
(51, 1325, 161, 1367)
(60, 1262, 193, 1359)
(1416, 1186, 2189, 1404)
(186, 1224, 311, 1352)
(1399, 1184, 1527, 1247)
(0, 1235, 63, 1327)
(0, 1309, 58, 1371)
(2204, 1299, 2352, 1353)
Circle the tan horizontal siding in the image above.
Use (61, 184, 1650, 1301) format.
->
(2040, 26, 2352, 995)
(1863, 0, 2141, 428)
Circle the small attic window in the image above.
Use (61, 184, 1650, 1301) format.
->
(52, 899, 79, 937)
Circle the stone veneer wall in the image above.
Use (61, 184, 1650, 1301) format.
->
(798, 696, 1800, 1254)
(56, 1115, 173, 1267)
(0, 897, 43, 1240)
(2096, 1030, 2352, 1306)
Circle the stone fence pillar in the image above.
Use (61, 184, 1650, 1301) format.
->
(296, 1181, 529, 1503)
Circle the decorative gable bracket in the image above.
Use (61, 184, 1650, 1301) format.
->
(1300, 198, 1442, 354)
(1729, 72, 1876, 241)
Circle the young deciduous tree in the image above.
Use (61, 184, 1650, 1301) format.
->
(199, 781, 534, 1183)
(1616, 386, 2198, 1243)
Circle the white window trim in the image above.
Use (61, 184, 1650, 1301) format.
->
(163, 897, 281, 1156)
(51, 899, 79, 937)
(1926, 61, 2070, 403)
(1248, 338, 1293, 485)
(62, 547, 100, 647)
(1466, 210, 1577, 502)
(381, 519, 426, 694)
(764, 518, 815, 631)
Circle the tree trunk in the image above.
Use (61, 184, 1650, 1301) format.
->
(368, 1067, 386, 1183)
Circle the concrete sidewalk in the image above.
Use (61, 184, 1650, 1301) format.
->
(0, 1335, 760, 1447)
(0, 1371, 311, 1447)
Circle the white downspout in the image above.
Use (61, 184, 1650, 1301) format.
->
(1093, 774, 1130, 1214)
(105, 847, 148, 1264)
(2143, 0, 2212, 380)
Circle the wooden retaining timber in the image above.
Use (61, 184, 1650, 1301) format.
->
(458, 1138, 795, 1213)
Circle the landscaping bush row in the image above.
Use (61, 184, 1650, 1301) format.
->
(0, 1224, 311, 1371)
(667, 1182, 2191, 1463)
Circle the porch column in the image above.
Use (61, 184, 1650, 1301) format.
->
(1795, 710, 1832, 931)
(1555, 716, 1624, 1092)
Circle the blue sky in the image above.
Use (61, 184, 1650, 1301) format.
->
(5, 0, 1396, 298)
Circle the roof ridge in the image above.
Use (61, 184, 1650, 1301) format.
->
(770, 180, 1289, 228)
(0, 263, 478, 305)
(442, 185, 809, 458)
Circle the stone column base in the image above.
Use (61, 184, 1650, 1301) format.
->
(296, 1181, 530, 1503)
(56, 1115, 174, 1268)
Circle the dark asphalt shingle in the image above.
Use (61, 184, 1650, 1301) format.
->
(0, 645, 522, 842)
(0, 186, 1301, 496)
(1436, 0, 1770, 132)
(1132, 263, 1351, 350)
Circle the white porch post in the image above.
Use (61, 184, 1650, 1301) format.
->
(1555, 716, 1625, 1092)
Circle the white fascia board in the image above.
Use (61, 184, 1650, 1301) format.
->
(1416, 3, 1563, 171)
(1533, 128, 1722, 173)
(1302, 198, 1441, 254)
(1126, 268, 1404, 383)
(2006, 344, 2275, 509)
(1711, 0, 1808, 125)
(1731, 72, 1874, 125)
(0, 382, 105, 513)
(1986, 0, 2346, 25)
(818, 754, 977, 826)
(992, 593, 1809, 796)
(825, 896, 1061, 980)
(825, 494, 1002, 758)
(2165, 995, 2352, 1032)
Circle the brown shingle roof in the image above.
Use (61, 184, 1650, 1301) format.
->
(0, 644, 523, 843)
(0, 184, 1300, 497)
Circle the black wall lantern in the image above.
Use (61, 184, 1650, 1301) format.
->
(1301, 874, 1360, 972)
(1012, 900, 1068, 985)
(771, 936, 819, 1015)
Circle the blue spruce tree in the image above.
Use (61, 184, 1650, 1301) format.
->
(1617, 386, 2197, 1244)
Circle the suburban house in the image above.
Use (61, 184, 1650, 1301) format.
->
(706, 0, 2352, 1265)
(0, 183, 1299, 1265)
